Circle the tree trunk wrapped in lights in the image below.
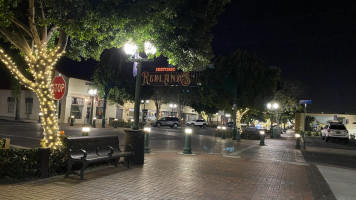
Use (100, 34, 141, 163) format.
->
(0, 46, 65, 148)
(235, 108, 249, 132)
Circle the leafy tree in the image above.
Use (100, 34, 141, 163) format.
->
(200, 49, 280, 128)
(0, 0, 229, 148)
(273, 80, 304, 127)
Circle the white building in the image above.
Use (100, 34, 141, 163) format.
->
(0, 72, 202, 125)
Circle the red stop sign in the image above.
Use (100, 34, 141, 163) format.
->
(51, 76, 66, 100)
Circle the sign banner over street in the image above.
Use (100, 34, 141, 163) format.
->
(51, 76, 66, 100)
(299, 100, 312, 104)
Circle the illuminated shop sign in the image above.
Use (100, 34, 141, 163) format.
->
(141, 71, 200, 86)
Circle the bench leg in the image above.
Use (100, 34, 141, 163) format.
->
(65, 160, 73, 178)
(123, 157, 130, 168)
(80, 162, 88, 180)
(114, 159, 119, 167)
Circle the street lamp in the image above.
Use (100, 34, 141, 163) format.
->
(88, 89, 97, 125)
(124, 41, 156, 130)
(267, 102, 279, 139)
(169, 104, 177, 117)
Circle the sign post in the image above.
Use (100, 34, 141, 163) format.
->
(51, 76, 66, 100)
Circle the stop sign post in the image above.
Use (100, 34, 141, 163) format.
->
(52, 76, 66, 100)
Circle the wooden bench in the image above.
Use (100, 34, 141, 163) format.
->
(64, 136, 134, 180)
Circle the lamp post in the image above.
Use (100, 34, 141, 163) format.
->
(183, 128, 193, 154)
(88, 89, 97, 125)
(267, 102, 279, 139)
(124, 41, 156, 130)
(170, 104, 177, 117)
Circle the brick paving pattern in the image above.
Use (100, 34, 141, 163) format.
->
(0, 130, 335, 200)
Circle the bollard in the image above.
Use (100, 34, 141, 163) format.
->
(144, 127, 151, 153)
(82, 127, 90, 136)
(221, 126, 226, 139)
(70, 115, 74, 126)
(38, 112, 42, 123)
(295, 134, 301, 149)
(216, 126, 221, 137)
(114, 118, 118, 128)
(183, 128, 192, 154)
(259, 131, 265, 145)
(92, 117, 96, 128)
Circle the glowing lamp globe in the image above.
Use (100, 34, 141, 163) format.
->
(124, 42, 138, 55)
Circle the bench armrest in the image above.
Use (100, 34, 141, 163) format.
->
(80, 149, 87, 159)
(68, 148, 87, 159)
(107, 146, 114, 156)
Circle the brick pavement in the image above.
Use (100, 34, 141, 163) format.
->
(0, 130, 335, 200)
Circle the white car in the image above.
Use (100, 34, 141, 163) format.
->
(186, 119, 208, 127)
(321, 123, 349, 143)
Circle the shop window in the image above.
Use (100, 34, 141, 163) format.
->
(25, 98, 33, 114)
(71, 97, 84, 119)
(7, 97, 15, 113)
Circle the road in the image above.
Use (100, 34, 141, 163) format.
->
(0, 119, 222, 152)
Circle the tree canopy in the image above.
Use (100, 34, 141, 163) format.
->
(0, 0, 229, 69)
(199, 49, 280, 113)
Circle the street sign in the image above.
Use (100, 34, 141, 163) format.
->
(51, 76, 66, 100)
(299, 100, 312, 104)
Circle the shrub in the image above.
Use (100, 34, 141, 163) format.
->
(306, 131, 312, 136)
(0, 148, 41, 179)
(312, 132, 320, 137)
(0, 147, 67, 180)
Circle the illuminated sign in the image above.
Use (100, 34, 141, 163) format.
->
(155, 67, 176, 72)
(141, 71, 200, 86)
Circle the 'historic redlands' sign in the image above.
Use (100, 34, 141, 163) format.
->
(141, 71, 200, 86)
(51, 76, 66, 100)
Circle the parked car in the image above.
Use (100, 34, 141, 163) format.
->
(151, 117, 180, 128)
(186, 119, 208, 127)
(227, 122, 233, 127)
(321, 122, 349, 143)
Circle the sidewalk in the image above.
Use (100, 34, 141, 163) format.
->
(0, 130, 336, 200)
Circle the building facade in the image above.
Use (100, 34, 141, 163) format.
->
(0, 73, 205, 125)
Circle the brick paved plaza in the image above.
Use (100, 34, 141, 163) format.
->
(0, 130, 336, 200)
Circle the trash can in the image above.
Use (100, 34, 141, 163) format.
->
(272, 127, 278, 139)
(124, 129, 145, 165)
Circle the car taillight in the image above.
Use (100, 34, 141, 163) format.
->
(327, 129, 330, 132)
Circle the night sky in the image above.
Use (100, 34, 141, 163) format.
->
(212, 0, 356, 113)
(57, 0, 356, 113)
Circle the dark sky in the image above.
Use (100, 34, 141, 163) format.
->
(212, 0, 356, 113)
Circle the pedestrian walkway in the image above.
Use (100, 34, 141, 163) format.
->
(0, 129, 337, 199)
